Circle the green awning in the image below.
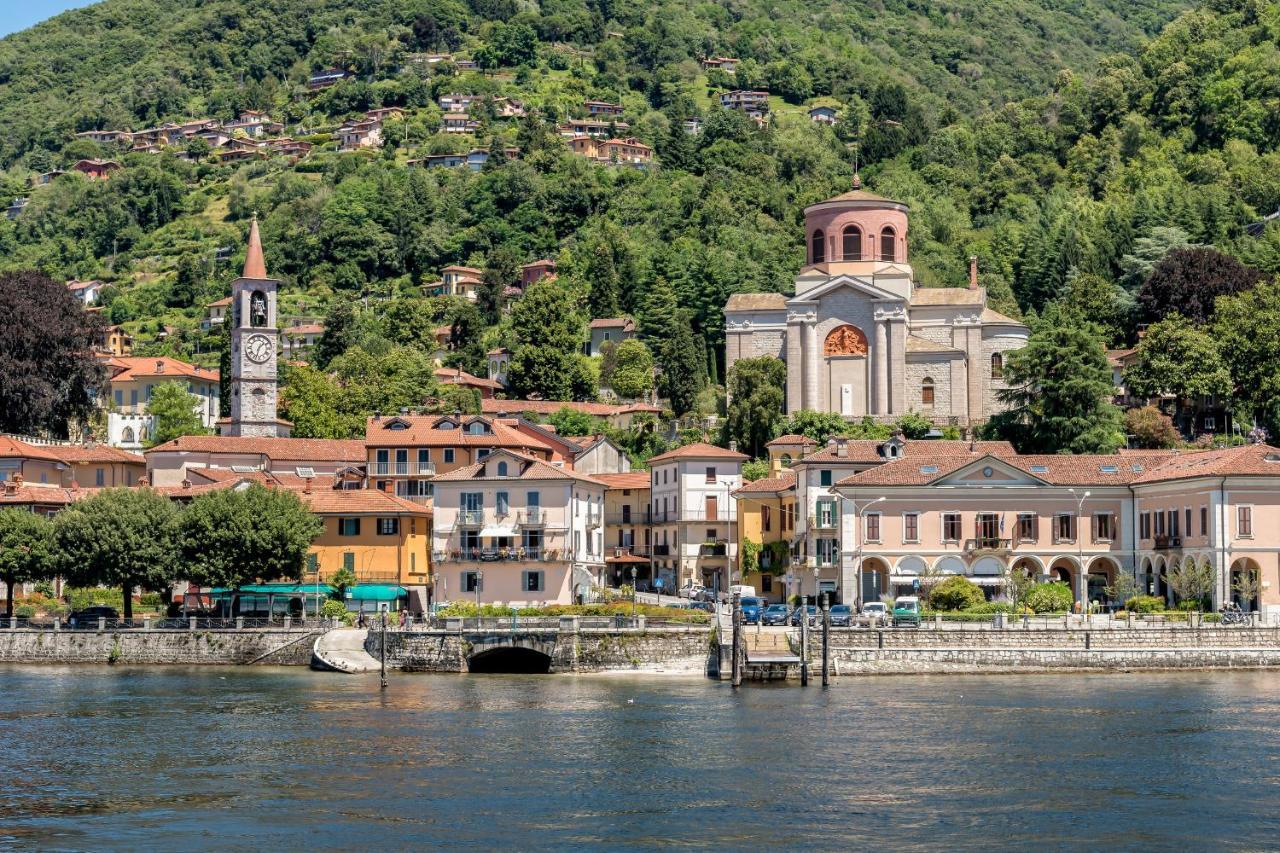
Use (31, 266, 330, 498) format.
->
(345, 584, 407, 602)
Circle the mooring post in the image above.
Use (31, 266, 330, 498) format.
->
(731, 593, 742, 688)
(821, 593, 830, 688)
(380, 606, 388, 690)
(800, 602, 809, 687)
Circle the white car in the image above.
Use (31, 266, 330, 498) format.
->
(861, 602, 888, 619)
(678, 581, 705, 599)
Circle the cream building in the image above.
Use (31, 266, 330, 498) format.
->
(724, 180, 1029, 425)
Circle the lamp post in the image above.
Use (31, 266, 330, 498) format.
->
(630, 566, 638, 618)
(850, 496, 885, 611)
(1068, 488, 1091, 615)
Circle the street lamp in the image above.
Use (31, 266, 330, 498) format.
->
(630, 566, 638, 618)
(1068, 489, 1090, 614)
(851, 496, 885, 611)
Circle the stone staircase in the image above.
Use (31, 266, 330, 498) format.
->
(311, 628, 381, 673)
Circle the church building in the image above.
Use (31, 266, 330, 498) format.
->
(724, 181, 1029, 425)
(220, 217, 292, 438)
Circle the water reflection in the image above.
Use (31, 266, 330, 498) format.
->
(1, 666, 1279, 848)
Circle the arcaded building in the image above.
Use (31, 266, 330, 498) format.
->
(724, 181, 1029, 425)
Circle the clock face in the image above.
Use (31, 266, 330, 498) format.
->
(245, 334, 273, 364)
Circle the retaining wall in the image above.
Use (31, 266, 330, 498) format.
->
(0, 629, 321, 666)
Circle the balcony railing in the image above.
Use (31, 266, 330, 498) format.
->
(1153, 534, 1182, 549)
(458, 510, 484, 527)
(519, 508, 544, 526)
(611, 545, 650, 558)
(651, 544, 671, 556)
(698, 542, 728, 557)
(607, 512, 652, 526)
(964, 537, 1012, 554)
(440, 547, 565, 562)
(396, 494, 432, 506)
(374, 461, 436, 476)
(809, 515, 838, 530)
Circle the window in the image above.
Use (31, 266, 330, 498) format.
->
(811, 229, 826, 263)
(761, 505, 772, 532)
(523, 571, 544, 592)
(496, 491, 509, 516)
(816, 499, 837, 528)
(417, 449, 430, 470)
(377, 518, 399, 536)
(94, 468, 105, 487)
(841, 225, 862, 260)
(1238, 505, 1253, 538)
(942, 513, 962, 542)
(306, 553, 318, 574)
(820, 469, 833, 487)
(976, 513, 999, 544)
(1054, 513, 1075, 543)
(477, 449, 490, 460)
(1155, 511, 1165, 537)
(921, 377, 935, 406)
(1017, 513, 1036, 543)
(865, 512, 881, 543)
(463, 571, 480, 593)
(338, 517, 360, 536)
(816, 538, 838, 565)
(706, 495, 719, 522)
(1169, 509, 1179, 539)
(1200, 506, 1208, 538)
(1140, 512, 1150, 540)
(130, 389, 138, 407)
(879, 227, 896, 262)
(705, 466, 716, 484)
(1185, 507, 1192, 538)
(343, 552, 355, 571)
(991, 353, 1004, 379)
(114, 390, 123, 407)
(1204, 415, 1217, 431)
(496, 461, 508, 477)
(903, 512, 919, 543)
(761, 574, 773, 593)
(1094, 513, 1114, 542)
(443, 448, 455, 464)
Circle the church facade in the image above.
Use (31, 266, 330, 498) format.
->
(724, 184, 1029, 425)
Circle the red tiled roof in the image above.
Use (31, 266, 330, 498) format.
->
(1133, 444, 1280, 484)
(594, 472, 651, 490)
(766, 434, 817, 447)
(836, 449, 1182, 488)
(734, 470, 797, 495)
(430, 450, 605, 485)
(0, 484, 96, 506)
(154, 476, 430, 514)
(207, 296, 232, 307)
(589, 317, 635, 329)
(434, 368, 502, 390)
(47, 445, 145, 465)
(108, 357, 219, 382)
(284, 324, 324, 336)
(364, 414, 552, 452)
(648, 442, 749, 463)
(146, 435, 366, 462)
(0, 437, 64, 462)
(797, 439, 1014, 464)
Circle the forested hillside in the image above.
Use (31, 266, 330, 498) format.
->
(11, 0, 1280, 444)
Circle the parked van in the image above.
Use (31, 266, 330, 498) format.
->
(892, 596, 921, 628)
(729, 585, 756, 599)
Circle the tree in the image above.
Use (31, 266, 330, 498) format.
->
(657, 316, 706, 415)
(1004, 563, 1037, 613)
(146, 382, 209, 446)
(1233, 566, 1261, 613)
(1168, 558, 1214, 611)
(1138, 247, 1262, 324)
(741, 459, 770, 482)
(0, 271, 104, 437)
(1214, 281, 1280, 436)
(724, 356, 786, 458)
(895, 412, 933, 440)
(927, 575, 984, 611)
(610, 339, 654, 400)
(314, 300, 358, 370)
(777, 410, 849, 444)
(659, 120, 695, 171)
(1123, 314, 1232, 433)
(1106, 570, 1139, 609)
(547, 406, 600, 436)
(1124, 405, 1181, 449)
(433, 385, 482, 415)
(0, 509, 53, 618)
(54, 488, 180, 620)
(478, 245, 521, 323)
(280, 363, 354, 438)
(168, 254, 205, 309)
(991, 303, 1125, 454)
(507, 280, 591, 401)
(1057, 270, 1132, 346)
(179, 484, 323, 589)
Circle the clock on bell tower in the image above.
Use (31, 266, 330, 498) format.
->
(222, 215, 292, 438)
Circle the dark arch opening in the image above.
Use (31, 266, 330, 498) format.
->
(467, 646, 552, 674)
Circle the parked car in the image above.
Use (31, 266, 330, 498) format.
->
(740, 597, 763, 624)
(729, 585, 757, 599)
(68, 606, 120, 628)
(892, 596, 922, 628)
(761, 604, 791, 626)
(679, 580, 705, 600)
(686, 601, 715, 613)
(790, 605, 818, 627)
(862, 602, 888, 621)
(829, 604, 853, 627)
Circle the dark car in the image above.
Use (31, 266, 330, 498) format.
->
(761, 604, 790, 626)
(739, 597, 763, 624)
(828, 604, 853, 627)
(686, 601, 715, 613)
(68, 606, 120, 628)
(790, 605, 818, 627)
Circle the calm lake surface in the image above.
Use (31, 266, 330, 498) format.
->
(2, 666, 1279, 850)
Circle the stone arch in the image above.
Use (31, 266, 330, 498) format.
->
(879, 226, 897, 262)
(1230, 557, 1263, 612)
(934, 555, 966, 575)
(811, 229, 826, 264)
(1048, 556, 1081, 601)
(467, 645, 552, 674)
(841, 224, 863, 260)
(1087, 557, 1120, 605)
(1010, 555, 1045, 576)
(895, 556, 928, 575)
(970, 556, 1004, 576)
(121, 426, 135, 444)
(824, 324, 868, 357)
(250, 290, 268, 327)
(861, 556, 891, 603)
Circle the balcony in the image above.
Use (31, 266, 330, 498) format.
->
(518, 508, 544, 527)
(607, 512, 652, 526)
(1153, 534, 1182, 550)
(396, 494, 432, 506)
(458, 510, 484, 527)
(809, 515, 838, 530)
(374, 461, 436, 476)
(964, 537, 1012, 555)
(698, 542, 728, 558)
(439, 546, 566, 562)
(651, 544, 671, 556)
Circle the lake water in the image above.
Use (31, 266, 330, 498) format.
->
(2, 666, 1279, 850)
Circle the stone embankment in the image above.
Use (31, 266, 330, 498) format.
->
(0, 627, 321, 666)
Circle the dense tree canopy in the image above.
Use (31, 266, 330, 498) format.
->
(0, 509, 53, 619)
(724, 356, 787, 458)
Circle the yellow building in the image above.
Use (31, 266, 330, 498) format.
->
(733, 469, 796, 603)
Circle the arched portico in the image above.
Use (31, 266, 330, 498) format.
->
(934, 556, 966, 576)
(1086, 557, 1120, 606)
(861, 557, 891, 603)
(1230, 558, 1262, 612)
(1048, 557, 1082, 604)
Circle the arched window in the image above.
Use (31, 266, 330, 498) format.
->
(121, 426, 135, 444)
(879, 227, 896, 262)
(991, 353, 1004, 379)
(780, 453, 793, 468)
(841, 225, 862, 260)
(921, 377, 935, 407)
(497, 461, 508, 477)
(811, 229, 826, 264)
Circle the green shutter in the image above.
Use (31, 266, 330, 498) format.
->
(343, 552, 354, 571)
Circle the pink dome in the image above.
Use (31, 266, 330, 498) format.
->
(803, 181, 909, 267)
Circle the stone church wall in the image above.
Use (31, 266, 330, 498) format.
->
(904, 358, 954, 417)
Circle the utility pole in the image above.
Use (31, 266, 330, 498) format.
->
(380, 604, 387, 690)
(821, 592, 830, 688)
(800, 601, 809, 686)
(731, 592, 742, 688)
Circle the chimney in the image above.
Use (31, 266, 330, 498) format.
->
(304, 476, 313, 494)
(728, 440, 738, 453)
(400, 407, 409, 416)
(827, 438, 837, 453)
(138, 475, 149, 487)
(156, 360, 165, 373)
(3, 480, 15, 496)
(835, 437, 848, 458)
(968, 256, 978, 290)
(373, 411, 381, 420)
(181, 477, 192, 489)
(13, 473, 23, 488)
(69, 479, 79, 491)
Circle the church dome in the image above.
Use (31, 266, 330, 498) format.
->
(802, 177, 909, 267)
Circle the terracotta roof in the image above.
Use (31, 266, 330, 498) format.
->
(906, 335, 962, 354)
(725, 292, 788, 311)
(589, 317, 635, 329)
(797, 439, 1015, 465)
(108, 357, 219, 382)
(430, 450, 604, 485)
(617, 402, 662, 414)
(284, 324, 324, 336)
(434, 368, 502, 390)
(0, 484, 94, 506)
(146, 435, 366, 462)
(441, 265, 482, 275)
(364, 414, 552, 452)
(648, 442, 748, 463)
(1134, 445, 1280, 484)
(911, 287, 986, 307)
(1106, 348, 1137, 367)
(0, 437, 64, 462)
(593, 472, 651, 490)
(66, 279, 100, 292)
(981, 307, 1026, 326)
(242, 215, 268, 280)
(47, 445, 145, 465)
(207, 296, 232, 307)
(807, 188, 903, 207)
(766, 434, 818, 448)
(155, 476, 430, 514)
(836, 450, 1182, 488)
(734, 470, 797, 495)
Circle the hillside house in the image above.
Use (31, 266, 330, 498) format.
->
(487, 348, 511, 387)
(75, 129, 133, 145)
(588, 317, 636, 356)
(493, 97, 525, 117)
(809, 105, 838, 125)
(30, 170, 65, 186)
(308, 69, 350, 90)
(682, 118, 703, 135)
(282, 323, 325, 358)
(560, 118, 628, 138)
(439, 93, 480, 113)
(95, 324, 133, 357)
(104, 357, 221, 448)
(720, 90, 769, 115)
(520, 259, 557, 288)
(701, 57, 740, 73)
(425, 265, 482, 301)
(338, 119, 383, 151)
(441, 112, 481, 134)
(584, 100, 624, 117)
(66, 279, 102, 306)
(5, 197, 27, 220)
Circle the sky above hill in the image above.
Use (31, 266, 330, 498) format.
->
(0, 0, 93, 38)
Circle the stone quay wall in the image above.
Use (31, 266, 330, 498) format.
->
(372, 625, 718, 673)
(730, 626, 1280, 676)
(0, 628, 321, 666)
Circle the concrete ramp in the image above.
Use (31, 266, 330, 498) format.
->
(311, 628, 380, 673)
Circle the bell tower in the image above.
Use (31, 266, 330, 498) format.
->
(223, 215, 291, 437)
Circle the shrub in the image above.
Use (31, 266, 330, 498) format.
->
(15, 604, 35, 618)
(1125, 595, 1166, 613)
(964, 601, 1014, 614)
(927, 575, 985, 611)
(139, 592, 163, 609)
(1025, 581, 1074, 613)
(320, 599, 348, 620)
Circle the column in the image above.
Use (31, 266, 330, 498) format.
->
(785, 318, 804, 413)
(874, 320, 889, 415)
(888, 317, 907, 416)
(802, 319, 820, 411)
